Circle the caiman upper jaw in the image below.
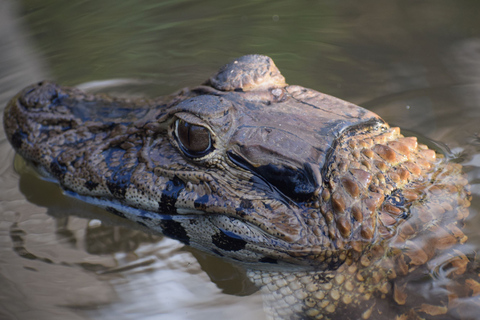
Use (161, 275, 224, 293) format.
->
(5, 82, 61, 153)
(18, 81, 64, 110)
(7, 81, 84, 138)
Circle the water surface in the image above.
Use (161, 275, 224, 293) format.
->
(1, 1, 480, 319)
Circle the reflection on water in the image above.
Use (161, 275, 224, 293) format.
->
(1, 0, 480, 319)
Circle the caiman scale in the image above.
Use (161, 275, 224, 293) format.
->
(3, 55, 477, 319)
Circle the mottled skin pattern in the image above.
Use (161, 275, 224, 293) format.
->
(3, 55, 477, 319)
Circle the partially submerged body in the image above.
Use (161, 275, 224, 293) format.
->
(4, 55, 476, 319)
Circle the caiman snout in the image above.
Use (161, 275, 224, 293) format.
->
(4, 81, 82, 153)
(18, 81, 62, 110)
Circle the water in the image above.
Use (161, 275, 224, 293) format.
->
(1, 1, 480, 319)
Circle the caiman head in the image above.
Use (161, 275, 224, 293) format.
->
(5, 55, 455, 269)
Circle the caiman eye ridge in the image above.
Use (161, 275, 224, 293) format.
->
(174, 118, 213, 158)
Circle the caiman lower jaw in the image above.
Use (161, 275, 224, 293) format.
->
(61, 189, 311, 263)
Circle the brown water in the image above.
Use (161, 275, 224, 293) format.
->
(1, 1, 480, 319)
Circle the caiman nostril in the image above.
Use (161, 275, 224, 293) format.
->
(19, 81, 60, 110)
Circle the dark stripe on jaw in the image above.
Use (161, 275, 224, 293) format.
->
(102, 147, 139, 200)
(212, 229, 247, 252)
(159, 219, 190, 245)
(193, 194, 209, 211)
(259, 257, 278, 264)
(158, 176, 185, 214)
(50, 158, 68, 179)
(85, 180, 99, 191)
(106, 167, 134, 199)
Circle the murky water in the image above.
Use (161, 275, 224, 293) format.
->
(1, 1, 480, 319)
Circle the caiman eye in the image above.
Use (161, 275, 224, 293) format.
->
(175, 119, 213, 158)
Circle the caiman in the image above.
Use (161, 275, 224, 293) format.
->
(3, 55, 478, 319)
